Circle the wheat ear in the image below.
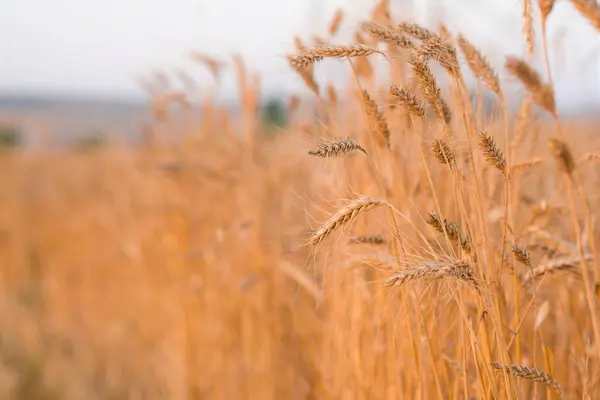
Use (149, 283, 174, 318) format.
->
(457, 35, 501, 97)
(308, 137, 367, 157)
(389, 86, 426, 118)
(505, 57, 556, 115)
(490, 363, 565, 399)
(571, 0, 600, 31)
(308, 197, 389, 246)
(478, 131, 506, 174)
(385, 258, 478, 288)
(362, 22, 414, 50)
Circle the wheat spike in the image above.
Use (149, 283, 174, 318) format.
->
(385, 258, 477, 288)
(432, 139, 456, 165)
(522, 254, 593, 286)
(409, 56, 443, 109)
(511, 158, 543, 173)
(362, 90, 391, 148)
(457, 35, 501, 96)
(506, 57, 556, 115)
(427, 211, 472, 253)
(512, 245, 532, 267)
(309, 44, 383, 59)
(478, 131, 506, 174)
(439, 97, 452, 124)
(349, 235, 386, 245)
(397, 22, 436, 41)
(389, 86, 426, 118)
(328, 9, 344, 37)
(308, 197, 389, 246)
(490, 363, 565, 399)
(549, 138, 575, 176)
(571, 0, 600, 31)
(417, 36, 460, 74)
(523, 0, 535, 55)
(580, 153, 600, 163)
(288, 54, 323, 74)
(362, 22, 415, 50)
(539, 0, 556, 21)
(308, 137, 367, 158)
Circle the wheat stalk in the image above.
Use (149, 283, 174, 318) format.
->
(490, 363, 565, 399)
(308, 197, 389, 246)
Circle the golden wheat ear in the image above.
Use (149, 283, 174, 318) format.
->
(490, 363, 565, 399)
(308, 197, 389, 246)
(505, 57, 556, 115)
(571, 0, 600, 32)
(308, 137, 367, 158)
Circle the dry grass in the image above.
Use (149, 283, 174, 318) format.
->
(1, 4, 600, 400)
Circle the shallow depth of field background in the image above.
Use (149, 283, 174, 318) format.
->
(2, 0, 600, 399)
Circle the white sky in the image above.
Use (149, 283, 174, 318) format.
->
(2, 0, 600, 110)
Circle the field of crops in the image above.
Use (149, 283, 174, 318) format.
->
(2, 1, 600, 399)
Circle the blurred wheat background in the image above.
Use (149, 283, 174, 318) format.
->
(2, 0, 600, 399)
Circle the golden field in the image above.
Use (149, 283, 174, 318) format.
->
(2, 2, 600, 399)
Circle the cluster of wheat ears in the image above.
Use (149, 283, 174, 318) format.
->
(4, 1, 600, 399)
(283, 0, 600, 398)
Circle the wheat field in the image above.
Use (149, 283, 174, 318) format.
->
(2, 1, 600, 399)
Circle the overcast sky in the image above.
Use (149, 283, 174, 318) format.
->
(2, 0, 599, 110)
